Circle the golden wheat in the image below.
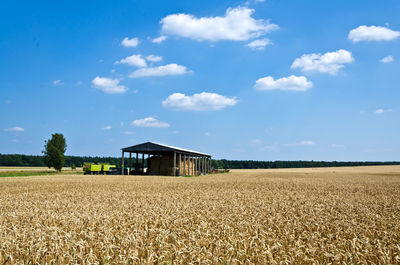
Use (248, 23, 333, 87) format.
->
(1, 166, 399, 264)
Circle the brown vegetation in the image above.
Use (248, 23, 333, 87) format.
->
(1, 166, 399, 264)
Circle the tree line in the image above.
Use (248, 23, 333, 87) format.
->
(211, 159, 400, 169)
(1, 153, 399, 169)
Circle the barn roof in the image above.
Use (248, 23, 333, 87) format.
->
(121, 142, 211, 157)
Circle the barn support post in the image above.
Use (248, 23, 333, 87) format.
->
(192, 156, 194, 175)
(142, 153, 145, 175)
(197, 157, 200, 175)
(121, 151, 124, 175)
(203, 157, 206, 174)
(128, 152, 132, 175)
(187, 155, 190, 175)
(173, 152, 176, 176)
(200, 156, 202, 174)
(199, 156, 202, 174)
(179, 153, 182, 176)
(195, 157, 198, 175)
(183, 155, 186, 176)
(190, 155, 192, 175)
(135, 153, 138, 174)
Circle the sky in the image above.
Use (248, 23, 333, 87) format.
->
(1, 0, 399, 161)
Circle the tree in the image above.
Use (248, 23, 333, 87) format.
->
(43, 133, 67, 171)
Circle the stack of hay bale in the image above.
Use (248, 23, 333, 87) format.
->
(148, 155, 177, 176)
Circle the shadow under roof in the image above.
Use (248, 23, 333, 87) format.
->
(121, 142, 211, 157)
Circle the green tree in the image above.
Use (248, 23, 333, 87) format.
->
(43, 133, 67, 171)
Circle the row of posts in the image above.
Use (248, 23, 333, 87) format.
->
(121, 152, 147, 175)
(173, 152, 212, 176)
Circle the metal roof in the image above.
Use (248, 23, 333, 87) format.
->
(121, 142, 211, 157)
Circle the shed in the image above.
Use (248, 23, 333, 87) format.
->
(121, 142, 212, 176)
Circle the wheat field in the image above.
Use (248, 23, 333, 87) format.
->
(1, 166, 399, 264)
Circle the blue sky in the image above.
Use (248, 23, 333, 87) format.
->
(1, 0, 399, 160)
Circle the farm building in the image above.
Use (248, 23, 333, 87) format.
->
(121, 142, 212, 176)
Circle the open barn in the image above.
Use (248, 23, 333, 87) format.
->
(121, 142, 212, 176)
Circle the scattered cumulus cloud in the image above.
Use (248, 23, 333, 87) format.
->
(246, 38, 271, 50)
(53, 80, 63, 86)
(102, 125, 112, 130)
(254, 75, 312, 91)
(152, 36, 167, 44)
(4, 126, 24, 132)
(92, 77, 128, 94)
(121, 37, 139, 47)
(162, 92, 237, 111)
(249, 139, 262, 146)
(332, 144, 345, 149)
(160, 6, 278, 42)
(130, 64, 191, 78)
(132, 117, 170, 128)
(76, 80, 83, 86)
(172, 130, 180, 134)
(348, 25, 400, 42)
(146, 55, 163, 62)
(124, 131, 135, 135)
(115, 54, 147, 68)
(380, 55, 394, 63)
(291, 49, 354, 75)
(375, 108, 392, 114)
(285, 140, 316, 147)
(205, 132, 211, 137)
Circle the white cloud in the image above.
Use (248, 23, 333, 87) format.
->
(246, 38, 271, 50)
(249, 139, 262, 146)
(152, 36, 167, 44)
(102, 126, 112, 130)
(76, 80, 83, 86)
(92, 77, 128, 94)
(375, 108, 392, 114)
(146, 55, 163, 62)
(130, 64, 191, 78)
(53, 80, 63, 86)
(291, 49, 354, 75)
(332, 144, 345, 149)
(380, 55, 394, 63)
(121, 37, 139, 47)
(160, 6, 278, 42)
(162, 92, 237, 111)
(115, 54, 147, 68)
(4, 126, 24, 132)
(172, 130, 180, 134)
(285, 141, 316, 147)
(205, 132, 211, 137)
(132, 117, 170, 128)
(254, 75, 312, 91)
(124, 131, 135, 135)
(348, 25, 400, 42)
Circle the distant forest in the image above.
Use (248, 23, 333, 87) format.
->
(1, 153, 399, 169)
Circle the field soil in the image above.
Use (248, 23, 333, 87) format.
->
(1, 166, 399, 264)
